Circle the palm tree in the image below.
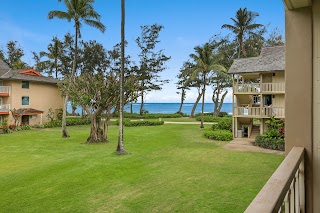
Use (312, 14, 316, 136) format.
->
(222, 8, 263, 58)
(48, 0, 106, 138)
(40, 37, 65, 78)
(190, 43, 225, 128)
(116, 0, 127, 154)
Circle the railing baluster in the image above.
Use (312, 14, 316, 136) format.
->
(295, 170, 300, 213)
(290, 180, 295, 213)
(299, 159, 305, 213)
(285, 192, 290, 213)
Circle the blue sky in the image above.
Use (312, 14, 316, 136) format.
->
(0, 0, 285, 103)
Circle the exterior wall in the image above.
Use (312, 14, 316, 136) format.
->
(6, 80, 63, 126)
(272, 72, 285, 84)
(285, 6, 313, 212)
(272, 94, 285, 107)
(313, 0, 320, 211)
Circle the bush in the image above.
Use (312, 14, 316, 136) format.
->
(33, 117, 91, 129)
(1, 118, 12, 134)
(116, 118, 164, 127)
(211, 119, 232, 132)
(196, 116, 231, 123)
(255, 135, 285, 151)
(120, 113, 182, 119)
(204, 130, 233, 141)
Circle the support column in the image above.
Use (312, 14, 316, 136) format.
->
(285, 7, 313, 212)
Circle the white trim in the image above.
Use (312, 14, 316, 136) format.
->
(21, 96, 30, 106)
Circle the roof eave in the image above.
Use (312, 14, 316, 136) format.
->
(283, 0, 312, 10)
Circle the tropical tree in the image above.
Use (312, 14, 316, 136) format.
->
(176, 62, 192, 115)
(0, 41, 29, 69)
(116, 0, 127, 155)
(189, 43, 225, 128)
(222, 7, 263, 58)
(39, 37, 65, 78)
(136, 24, 171, 115)
(48, 0, 106, 138)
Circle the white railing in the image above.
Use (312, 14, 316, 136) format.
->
(234, 107, 285, 117)
(0, 86, 11, 95)
(235, 107, 261, 116)
(245, 147, 305, 213)
(0, 104, 10, 113)
(234, 83, 285, 93)
(234, 83, 260, 93)
(262, 107, 285, 117)
(261, 83, 285, 93)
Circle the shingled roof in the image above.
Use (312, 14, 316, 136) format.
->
(228, 46, 285, 74)
(0, 60, 58, 84)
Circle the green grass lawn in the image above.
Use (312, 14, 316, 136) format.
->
(0, 124, 283, 213)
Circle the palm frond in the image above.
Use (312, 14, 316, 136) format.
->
(48, 10, 72, 21)
(84, 19, 106, 33)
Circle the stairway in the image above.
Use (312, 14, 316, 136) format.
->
(250, 125, 260, 139)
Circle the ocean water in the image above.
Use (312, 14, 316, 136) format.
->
(68, 103, 233, 115)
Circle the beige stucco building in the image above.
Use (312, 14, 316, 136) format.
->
(0, 59, 63, 126)
(229, 46, 285, 138)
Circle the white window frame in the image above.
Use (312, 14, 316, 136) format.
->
(21, 81, 29, 89)
(22, 96, 30, 106)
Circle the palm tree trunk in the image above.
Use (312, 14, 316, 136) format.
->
(177, 88, 184, 114)
(200, 75, 206, 128)
(116, 0, 127, 155)
(140, 90, 144, 115)
(190, 89, 202, 118)
(62, 22, 79, 138)
(130, 102, 133, 114)
(62, 94, 69, 137)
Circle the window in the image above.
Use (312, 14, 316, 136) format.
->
(22, 96, 29, 105)
(22, 81, 29, 89)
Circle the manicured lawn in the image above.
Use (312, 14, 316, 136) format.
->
(0, 125, 283, 212)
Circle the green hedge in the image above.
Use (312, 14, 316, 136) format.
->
(255, 135, 285, 151)
(211, 119, 232, 132)
(33, 117, 91, 128)
(119, 113, 182, 119)
(196, 116, 231, 123)
(204, 130, 233, 141)
(116, 118, 164, 127)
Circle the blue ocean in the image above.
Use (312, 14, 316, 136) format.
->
(68, 103, 233, 115)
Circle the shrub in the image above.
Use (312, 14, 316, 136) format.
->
(255, 135, 285, 151)
(1, 118, 12, 134)
(211, 119, 232, 132)
(116, 118, 164, 127)
(120, 113, 182, 119)
(34, 117, 91, 129)
(204, 130, 233, 141)
(196, 116, 231, 123)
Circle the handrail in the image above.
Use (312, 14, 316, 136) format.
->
(0, 86, 11, 94)
(0, 104, 10, 112)
(234, 83, 285, 93)
(245, 147, 305, 213)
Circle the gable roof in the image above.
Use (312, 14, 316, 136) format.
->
(228, 46, 285, 74)
(0, 60, 58, 84)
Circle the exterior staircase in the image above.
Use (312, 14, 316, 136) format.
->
(250, 125, 260, 139)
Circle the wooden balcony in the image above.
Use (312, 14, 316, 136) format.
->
(234, 107, 285, 118)
(245, 147, 305, 213)
(0, 104, 10, 115)
(0, 86, 11, 97)
(234, 83, 285, 94)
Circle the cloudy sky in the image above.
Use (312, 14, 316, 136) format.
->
(0, 0, 285, 103)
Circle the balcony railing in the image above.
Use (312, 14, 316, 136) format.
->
(245, 147, 305, 213)
(0, 86, 11, 95)
(261, 83, 285, 93)
(234, 107, 285, 117)
(234, 83, 260, 93)
(234, 83, 285, 93)
(0, 104, 10, 113)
